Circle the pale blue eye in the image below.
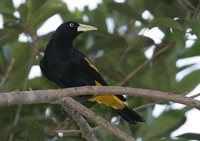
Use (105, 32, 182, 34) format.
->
(69, 23, 74, 27)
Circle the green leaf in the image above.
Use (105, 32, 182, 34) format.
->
(0, 0, 14, 14)
(172, 29, 185, 49)
(108, 2, 145, 23)
(145, 1, 185, 18)
(149, 55, 171, 91)
(143, 109, 186, 141)
(150, 18, 183, 31)
(0, 12, 17, 24)
(17, 3, 29, 22)
(26, 0, 47, 15)
(87, 4, 108, 33)
(177, 133, 200, 140)
(0, 27, 21, 48)
(177, 40, 200, 58)
(128, 35, 154, 50)
(0, 106, 17, 141)
(175, 70, 200, 93)
(95, 55, 124, 83)
(28, 77, 57, 89)
(0, 0, 16, 23)
(4, 42, 31, 90)
(30, 0, 67, 30)
(89, 35, 126, 53)
(13, 120, 46, 141)
(188, 15, 200, 38)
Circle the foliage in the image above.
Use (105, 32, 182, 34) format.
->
(0, 0, 200, 140)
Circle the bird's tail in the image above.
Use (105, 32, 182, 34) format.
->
(113, 106, 145, 124)
(89, 94, 145, 124)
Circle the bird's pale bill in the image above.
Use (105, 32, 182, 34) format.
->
(77, 24, 97, 32)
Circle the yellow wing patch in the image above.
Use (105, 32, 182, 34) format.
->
(94, 80, 102, 86)
(84, 57, 99, 72)
(88, 81, 125, 110)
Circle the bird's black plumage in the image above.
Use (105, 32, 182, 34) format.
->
(40, 21, 145, 124)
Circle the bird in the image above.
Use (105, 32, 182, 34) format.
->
(40, 21, 145, 124)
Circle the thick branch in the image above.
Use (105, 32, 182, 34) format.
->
(54, 97, 135, 141)
(0, 86, 199, 108)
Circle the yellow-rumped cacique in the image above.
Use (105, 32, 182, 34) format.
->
(40, 21, 145, 124)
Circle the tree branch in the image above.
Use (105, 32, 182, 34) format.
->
(57, 129, 81, 134)
(190, 93, 200, 99)
(0, 86, 199, 109)
(0, 58, 15, 87)
(53, 97, 136, 141)
(1, 86, 199, 140)
(63, 107, 97, 141)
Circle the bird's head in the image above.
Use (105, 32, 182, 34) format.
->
(51, 21, 97, 45)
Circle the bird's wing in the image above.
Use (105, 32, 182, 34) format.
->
(71, 51, 126, 102)
(72, 54, 108, 86)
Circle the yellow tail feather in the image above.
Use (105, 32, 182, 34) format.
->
(88, 81, 125, 109)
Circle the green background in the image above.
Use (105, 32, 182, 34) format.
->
(0, 0, 200, 140)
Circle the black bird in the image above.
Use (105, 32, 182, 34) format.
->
(40, 21, 145, 124)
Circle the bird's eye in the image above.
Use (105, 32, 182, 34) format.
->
(69, 23, 74, 27)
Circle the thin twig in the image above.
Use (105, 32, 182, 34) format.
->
(0, 58, 15, 87)
(178, 0, 200, 14)
(0, 86, 199, 109)
(118, 42, 174, 86)
(53, 97, 136, 141)
(57, 129, 81, 134)
(64, 107, 97, 141)
(93, 126, 101, 131)
(133, 102, 158, 111)
(8, 104, 22, 141)
(190, 93, 200, 99)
